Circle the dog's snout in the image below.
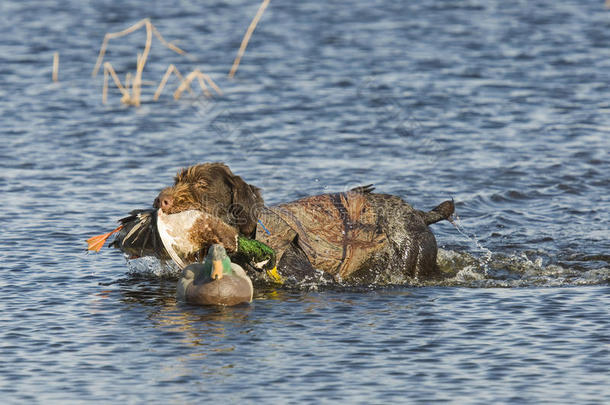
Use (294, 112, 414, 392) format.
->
(154, 190, 174, 211)
(160, 196, 173, 211)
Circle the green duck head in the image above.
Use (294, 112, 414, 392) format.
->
(204, 244, 233, 280)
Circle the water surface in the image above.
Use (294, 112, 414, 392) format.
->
(1, 0, 608, 403)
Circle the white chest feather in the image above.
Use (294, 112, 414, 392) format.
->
(157, 209, 203, 269)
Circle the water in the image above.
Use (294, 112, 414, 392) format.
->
(1, 0, 609, 402)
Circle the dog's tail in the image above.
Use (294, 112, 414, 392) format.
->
(421, 199, 455, 225)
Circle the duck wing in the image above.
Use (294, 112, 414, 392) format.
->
(109, 209, 168, 259)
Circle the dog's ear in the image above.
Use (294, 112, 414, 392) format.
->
(174, 163, 263, 236)
(227, 173, 264, 237)
(209, 163, 263, 237)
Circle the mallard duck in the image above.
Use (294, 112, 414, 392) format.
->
(177, 244, 253, 306)
(87, 207, 278, 280)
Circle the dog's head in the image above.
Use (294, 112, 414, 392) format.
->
(153, 163, 264, 236)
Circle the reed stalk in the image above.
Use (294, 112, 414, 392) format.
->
(228, 0, 270, 78)
(153, 64, 190, 101)
(103, 62, 131, 104)
(174, 69, 223, 100)
(92, 18, 186, 106)
(52, 52, 59, 82)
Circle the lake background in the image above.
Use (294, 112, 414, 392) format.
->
(1, 0, 609, 403)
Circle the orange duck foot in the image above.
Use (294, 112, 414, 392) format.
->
(86, 225, 123, 252)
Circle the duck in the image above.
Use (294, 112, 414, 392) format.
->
(177, 244, 253, 306)
(87, 207, 279, 282)
(156, 208, 240, 268)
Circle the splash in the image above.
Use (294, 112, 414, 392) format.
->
(120, 249, 609, 289)
(450, 213, 493, 273)
(125, 255, 181, 279)
(435, 249, 610, 288)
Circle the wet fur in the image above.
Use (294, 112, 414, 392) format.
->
(151, 163, 454, 282)
(155, 163, 264, 237)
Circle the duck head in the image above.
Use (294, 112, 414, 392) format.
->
(204, 244, 233, 280)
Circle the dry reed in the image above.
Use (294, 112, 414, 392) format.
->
(56, 17, 234, 106)
(52, 52, 59, 82)
(228, 0, 270, 78)
(92, 18, 186, 106)
(174, 69, 223, 100)
(103, 62, 130, 104)
(153, 64, 189, 101)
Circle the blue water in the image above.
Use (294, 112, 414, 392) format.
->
(1, 0, 609, 403)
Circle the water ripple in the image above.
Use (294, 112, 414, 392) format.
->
(1, 0, 609, 403)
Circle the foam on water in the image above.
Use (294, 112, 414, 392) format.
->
(121, 247, 610, 290)
(125, 255, 181, 279)
(436, 249, 610, 288)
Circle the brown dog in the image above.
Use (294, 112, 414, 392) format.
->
(146, 162, 454, 284)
